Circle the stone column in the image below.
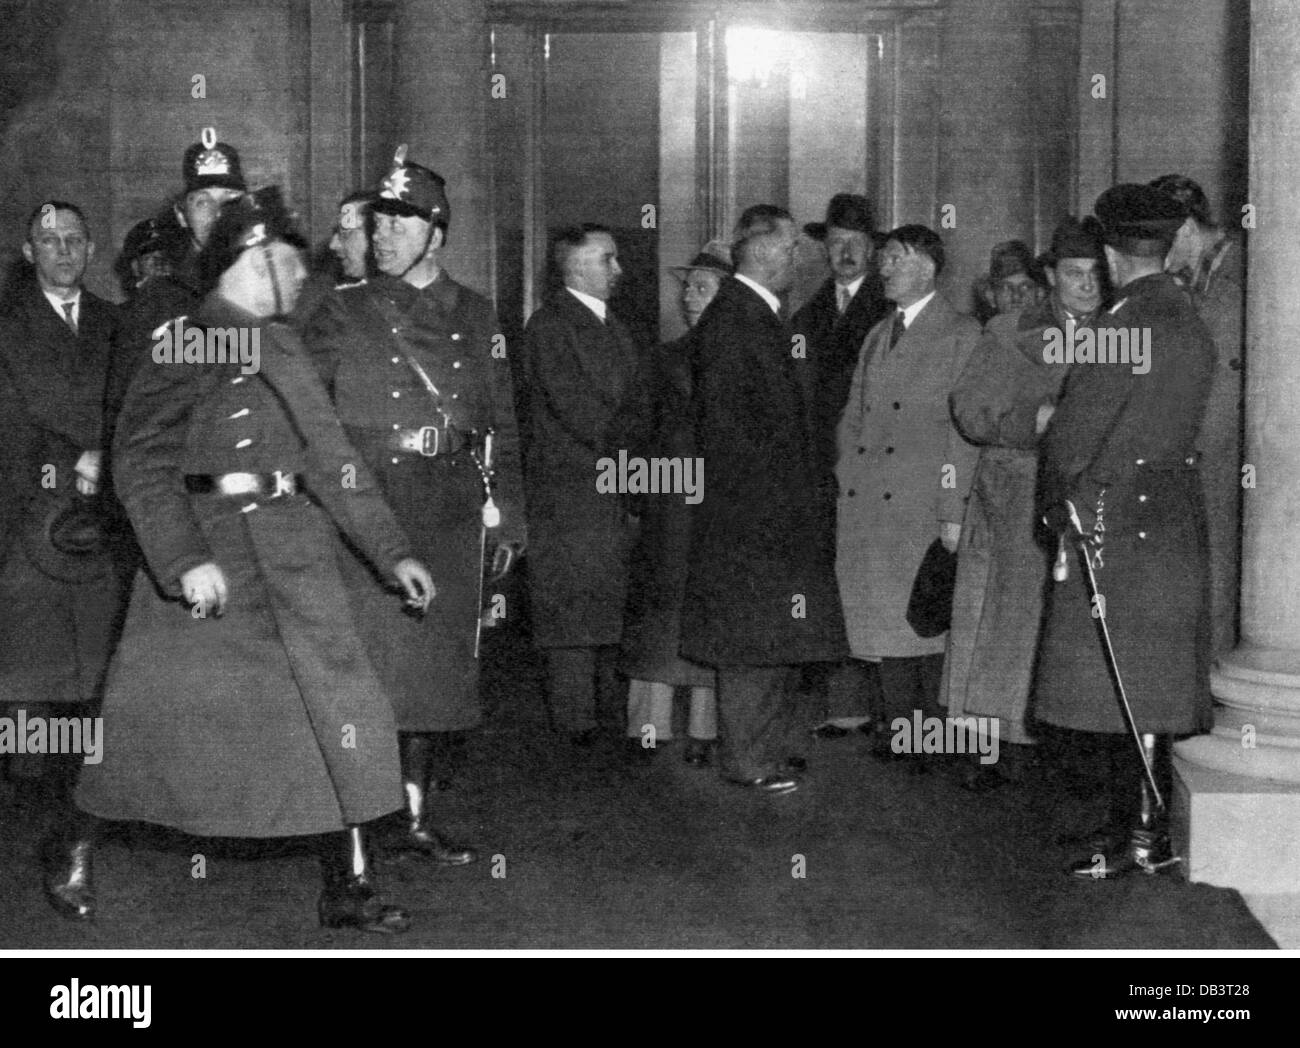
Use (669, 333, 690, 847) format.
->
(393, 0, 492, 293)
(1173, 0, 1300, 893)
(935, 0, 1037, 307)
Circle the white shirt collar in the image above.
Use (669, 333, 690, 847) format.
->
(43, 288, 81, 325)
(566, 286, 607, 322)
(837, 275, 866, 301)
(897, 290, 936, 329)
(734, 273, 782, 316)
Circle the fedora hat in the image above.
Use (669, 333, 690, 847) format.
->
(22, 490, 112, 583)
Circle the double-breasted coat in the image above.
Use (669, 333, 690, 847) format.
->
(679, 278, 846, 667)
(1034, 272, 1216, 736)
(518, 289, 642, 649)
(306, 270, 525, 733)
(941, 297, 1075, 743)
(77, 296, 409, 837)
(835, 292, 981, 658)
(0, 281, 123, 705)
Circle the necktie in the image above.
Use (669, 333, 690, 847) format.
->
(62, 301, 77, 334)
(888, 309, 905, 350)
(836, 285, 851, 315)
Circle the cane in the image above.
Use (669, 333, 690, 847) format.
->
(473, 430, 499, 660)
(1055, 500, 1166, 812)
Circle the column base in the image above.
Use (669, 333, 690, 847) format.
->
(1173, 755, 1300, 894)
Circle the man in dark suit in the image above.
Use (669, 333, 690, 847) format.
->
(793, 194, 892, 740)
(681, 206, 848, 794)
(520, 224, 643, 746)
(0, 200, 122, 795)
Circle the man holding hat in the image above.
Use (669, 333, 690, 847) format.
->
(793, 194, 892, 741)
(944, 216, 1106, 790)
(0, 199, 123, 796)
(307, 147, 526, 866)
(1035, 184, 1216, 880)
(63, 189, 433, 933)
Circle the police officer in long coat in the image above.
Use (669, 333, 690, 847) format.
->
(1036, 185, 1216, 880)
(307, 149, 526, 866)
(59, 191, 434, 933)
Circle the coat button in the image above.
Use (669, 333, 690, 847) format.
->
(857, 446, 865, 454)
(392, 422, 401, 430)
(847, 489, 855, 497)
(391, 356, 400, 364)
(893, 402, 900, 410)
(451, 393, 459, 400)
(886, 446, 894, 454)
(392, 391, 401, 398)
(451, 333, 462, 341)
(1135, 458, 1145, 465)
(391, 326, 399, 334)
(391, 457, 400, 465)
(231, 376, 245, 385)
(1139, 531, 1147, 539)
(1138, 494, 1147, 502)
(453, 360, 462, 369)
(884, 492, 892, 500)
(235, 438, 252, 448)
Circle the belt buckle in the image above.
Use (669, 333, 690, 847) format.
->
(268, 470, 297, 498)
(418, 426, 440, 457)
(217, 472, 260, 497)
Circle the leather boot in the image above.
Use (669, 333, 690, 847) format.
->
(317, 825, 411, 934)
(399, 733, 477, 866)
(41, 812, 99, 922)
(1069, 734, 1179, 880)
(1056, 736, 1137, 852)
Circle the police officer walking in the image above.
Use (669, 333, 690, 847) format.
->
(307, 147, 526, 866)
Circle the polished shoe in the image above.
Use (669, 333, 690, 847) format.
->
(318, 827, 411, 934)
(41, 833, 96, 922)
(683, 739, 714, 767)
(730, 774, 799, 796)
(1067, 826, 1178, 881)
(399, 735, 478, 866)
(1055, 824, 1124, 854)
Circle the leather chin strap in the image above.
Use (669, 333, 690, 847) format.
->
(262, 245, 285, 317)
(397, 220, 437, 281)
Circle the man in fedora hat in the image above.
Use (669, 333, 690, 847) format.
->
(0, 199, 123, 795)
(794, 194, 892, 741)
(620, 241, 731, 766)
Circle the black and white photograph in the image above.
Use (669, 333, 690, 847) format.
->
(0, 0, 1291, 998)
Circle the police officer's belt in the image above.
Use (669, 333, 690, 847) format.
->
(184, 472, 303, 497)
(387, 425, 471, 458)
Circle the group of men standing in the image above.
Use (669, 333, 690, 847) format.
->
(0, 118, 1240, 940)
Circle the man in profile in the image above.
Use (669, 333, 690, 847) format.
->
(681, 205, 847, 795)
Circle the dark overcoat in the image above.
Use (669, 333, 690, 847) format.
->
(619, 336, 714, 687)
(941, 298, 1073, 744)
(0, 282, 122, 705)
(306, 270, 525, 732)
(680, 277, 847, 667)
(77, 297, 408, 837)
(1034, 272, 1216, 736)
(518, 289, 641, 648)
(792, 274, 892, 478)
